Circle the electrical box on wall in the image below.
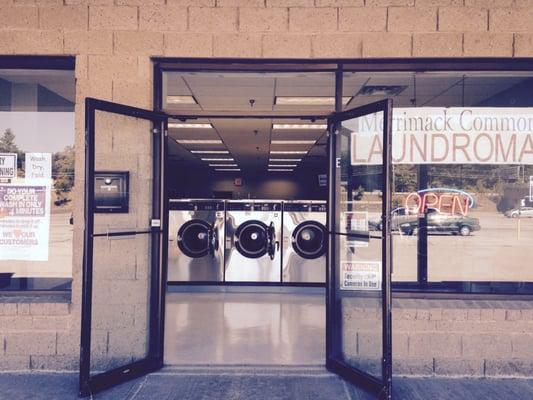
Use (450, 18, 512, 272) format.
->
(94, 171, 129, 213)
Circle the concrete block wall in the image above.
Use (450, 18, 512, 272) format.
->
(0, 0, 532, 375)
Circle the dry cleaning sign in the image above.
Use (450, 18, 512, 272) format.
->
(0, 184, 51, 261)
(0, 153, 17, 179)
(349, 107, 533, 165)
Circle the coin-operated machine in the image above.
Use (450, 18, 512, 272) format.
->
(167, 199, 225, 282)
(224, 200, 282, 282)
(282, 200, 327, 284)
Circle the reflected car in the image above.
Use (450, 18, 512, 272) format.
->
(399, 208, 481, 236)
(505, 207, 533, 218)
(370, 207, 417, 231)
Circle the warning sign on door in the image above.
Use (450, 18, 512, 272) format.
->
(340, 261, 382, 291)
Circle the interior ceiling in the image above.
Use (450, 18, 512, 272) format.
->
(0, 69, 75, 103)
(165, 70, 531, 174)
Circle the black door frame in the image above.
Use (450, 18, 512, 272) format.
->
(326, 99, 393, 398)
(79, 98, 168, 396)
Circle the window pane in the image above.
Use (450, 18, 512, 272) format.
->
(0, 69, 75, 292)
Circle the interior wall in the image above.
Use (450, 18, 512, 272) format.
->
(167, 161, 327, 201)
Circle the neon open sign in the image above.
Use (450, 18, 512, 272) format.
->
(405, 188, 475, 216)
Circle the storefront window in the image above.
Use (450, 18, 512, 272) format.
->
(0, 68, 75, 292)
(344, 71, 533, 291)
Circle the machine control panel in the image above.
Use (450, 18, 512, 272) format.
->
(284, 202, 327, 212)
(226, 202, 281, 211)
(169, 200, 224, 211)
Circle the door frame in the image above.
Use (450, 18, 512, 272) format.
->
(326, 99, 394, 398)
(79, 98, 168, 396)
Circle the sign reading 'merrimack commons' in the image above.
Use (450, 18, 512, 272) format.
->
(349, 108, 533, 165)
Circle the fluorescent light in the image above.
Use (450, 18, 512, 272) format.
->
(210, 164, 238, 167)
(191, 150, 229, 154)
(269, 158, 302, 162)
(201, 158, 234, 161)
(275, 97, 351, 106)
(270, 150, 307, 154)
(271, 140, 315, 145)
(168, 123, 212, 129)
(268, 169, 293, 172)
(166, 95, 197, 105)
(215, 168, 240, 171)
(268, 164, 297, 168)
(176, 139, 222, 144)
(273, 124, 327, 130)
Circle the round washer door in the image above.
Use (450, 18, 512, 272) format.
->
(235, 220, 268, 259)
(292, 221, 327, 260)
(177, 219, 210, 258)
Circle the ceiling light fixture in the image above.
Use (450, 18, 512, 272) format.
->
(176, 139, 222, 144)
(269, 158, 302, 162)
(268, 169, 293, 172)
(168, 123, 213, 129)
(275, 96, 351, 106)
(272, 124, 327, 130)
(201, 158, 234, 161)
(209, 164, 238, 167)
(271, 140, 316, 145)
(270, 150, 307, 154)
(166, 95, 197, 105)
(215, 168, 240, 171)
(268, 164, 297, 168)
(190, 150, 229, 154)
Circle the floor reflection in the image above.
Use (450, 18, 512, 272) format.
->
(164, 290, 325, 365)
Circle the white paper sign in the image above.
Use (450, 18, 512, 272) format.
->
(350, 107, 533, 165)
(340, 261, 382, 291)
(0, 153, 17, 179)
(25, 153, 52, 182)
(530, 176, 533, 202)
(0, 184, 51, 261)
(341, 211, 369, 248)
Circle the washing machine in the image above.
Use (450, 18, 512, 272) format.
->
(224, 200, 282, 282)
(282, 200, 327, 284)
(167, 199, 225, 282)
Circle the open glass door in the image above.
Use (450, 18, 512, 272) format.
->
(326, 99, 393, 399)
(79, 98, 167, 396)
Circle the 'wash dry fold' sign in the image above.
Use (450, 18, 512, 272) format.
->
(349, 107, 533, 165)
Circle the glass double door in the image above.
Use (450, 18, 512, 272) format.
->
(80, 97, 393, 398)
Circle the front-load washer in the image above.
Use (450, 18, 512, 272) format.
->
(224, 200, 282, 282)
(282, 200, 327, 284)
(167, 199, 225, 282)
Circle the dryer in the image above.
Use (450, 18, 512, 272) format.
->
(167, 199, 225, 282)
(224, 200, 282, 282)
(282, 200, 327, 284)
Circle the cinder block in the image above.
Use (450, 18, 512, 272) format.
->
(164, 33, 213, 56)
(439, 7, 488, 32)
(339, 7, 386, 32)
(239, 7, 288, 32)
(289, 7, 337, 33)
(114, 31, 164, 55)
(0, 6, 38, 29)
(393, 333, 409, 357)
(89, 6, 138, 31)
(0, 304, 17, 316)
(217, 0, 265, 6)
(0, 316, 33, 330)
(90, 303, 135, 329)
(29, 303, 70, 316)
(65, 30, 113, 55)
(465, 0, 512, 6)
(267, 0, 314, 6)
(316, 0, 364, 6)
(167, 0, 215, 5)
(485, 359, 533, 377)
(108, 329, 148, 358)
(463, 333, 512, 358)
(213, 33, 262, 57)
(312, 33, 363, 58)
(392, 358, 433, 376)
(511, 334, 533, 358)
(139, 6, 187, 31)
(0, 31, 63, 55)
(490, 8, 533, 32)
(413, 33, 462, 57)
(18, 304, 30, 315)
(388, 7, 437, 32)
(429, 308, 442, 321)
(417, 0, 463, 5)
(367, 0, 414, 5)
(32, 316, 70, 330)
(30, 355, 79, 371)
(5, 332, 56, 356)
(362, 33, 411, 57)
(88, 55, 138, 81)
(416, 310, 430, 320)
(464, 32, 513, 56)
(189, 7, 237, 32)
(515, 0, 533, 7)
(112, 80, 152, 109)
(434, 358, 484, 376)
(467, 309, 481, 321)
(39, 6, 88, 30)
(263, 34, 312, 57)
(506, 309, 522, 321)
(0, 356, 30, 371)
(441, 308, 468, 321)
(409, 332, 462, 357)
(116, 0, 164, 5)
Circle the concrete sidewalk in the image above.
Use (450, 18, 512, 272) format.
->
(0, 367, 532, 400)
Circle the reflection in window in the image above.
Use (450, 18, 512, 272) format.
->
(0, 69, 75, 292)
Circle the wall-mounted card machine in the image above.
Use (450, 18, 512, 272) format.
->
(94, 171, 129, 213)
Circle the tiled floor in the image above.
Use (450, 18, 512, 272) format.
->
(164, 288, 325, 365)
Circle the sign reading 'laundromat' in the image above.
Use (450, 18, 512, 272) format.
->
(348, 108, 533, 165)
